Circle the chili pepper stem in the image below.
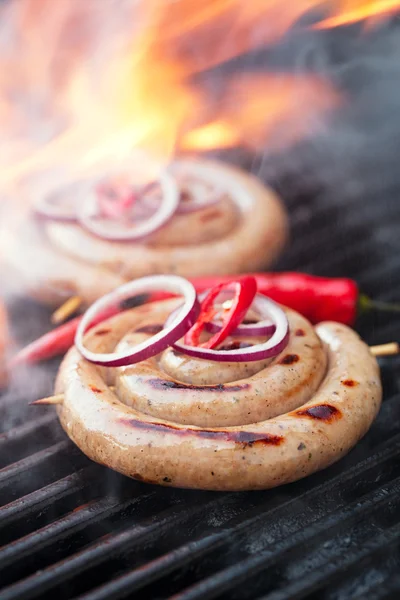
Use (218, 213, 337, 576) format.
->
(359, 294, 400, 315)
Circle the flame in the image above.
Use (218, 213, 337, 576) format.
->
(183, 75, 340, 152)
(316, 1, 400, 29)
(0, 0, 398, 189)
(183, 122, 240, 152)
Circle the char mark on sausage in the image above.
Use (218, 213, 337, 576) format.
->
(294, 404, 342, 422)
(147, 379, 251, 392)
(120, 418, 284, 446)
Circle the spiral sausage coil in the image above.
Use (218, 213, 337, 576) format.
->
(56, 298, 381, 491)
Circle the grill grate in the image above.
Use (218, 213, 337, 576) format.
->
(1, 173, 400, 599)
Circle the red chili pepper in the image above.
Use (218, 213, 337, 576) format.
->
(184, 276, 257, 348)
(147, 272, 359, 325)
(148, 272, 400, 326)
(188, 273, 359, 326)
(10, 305, 119, 367)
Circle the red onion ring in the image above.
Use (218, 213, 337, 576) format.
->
(75, 275, 200, 367)
(132, 176, 222, 215)
(169, 163, 223, 215)
(33, 161, 225, 230)
(77, 172, 179, 241)
(203, 295, 275, 337)
(166, 294, 275, 338)
(171, 295, 289, 362)
(96, 181, 136, 219)
(203, 320, 275, 337)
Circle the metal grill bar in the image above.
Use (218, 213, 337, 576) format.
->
(353, 573, 400, 600)
(0, 495, 230, 600)
(0, 441, 80, 508)
(0, 431, 394, 600)
(283, 203, 400, 274)
(76, 535, 224, 600)
(0, 497, 130, 571)
(259, 524, 400, 600)
(0, 466, 96, 529)
(79, 449, 400, 600)
(370, 320, 400, 345)
(171, 478, 400, 600)
(0, 413, 56, 448)
(357, 256, 400, 290)
(0, 440, 69, 484)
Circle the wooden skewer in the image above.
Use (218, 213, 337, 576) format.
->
(31, 385, 116, 406)
(31, 343, 399, 407)
(51, 296, 82, 325)
(369, 342, 399, 357)
(30, 393, 65, 406)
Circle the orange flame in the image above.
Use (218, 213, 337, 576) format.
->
(316, 1, 400, 29)
(0, 0, 398, 189)
(183, 75, 340, 152)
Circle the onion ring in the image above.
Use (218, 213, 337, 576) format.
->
(203, 294, 275, 337)
(169, 162, 223, 214)
(166, 292, 276, 338)
(75, 275, 199, 367)
(33, 180, 91, 222)
(77, 172, 179, 241)
(172, 295, 289, 362)
(176, 181, 221, 214)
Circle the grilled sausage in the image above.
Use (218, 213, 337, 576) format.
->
(55, 300, 382, 491)
(0, 160, 288, 306)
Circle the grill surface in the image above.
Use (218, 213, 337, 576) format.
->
(2, 23, 400, 600)
(2, 177, 400, 599)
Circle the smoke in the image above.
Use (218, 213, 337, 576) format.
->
(197, 17, 400, 348)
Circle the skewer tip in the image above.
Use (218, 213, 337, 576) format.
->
(370, 342, 399, 357)
(51, 296, 82, 325)
(30, 393, 64, 406)
(30, 385, 115, 406)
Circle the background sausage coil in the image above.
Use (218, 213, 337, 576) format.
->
(0, 160, 288, 307)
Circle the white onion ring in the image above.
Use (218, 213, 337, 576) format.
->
(176, 183, 222, 214)
(169, 163, 223, 214)
(33, 181, 89, 222)
(77, 172, 179, 241)
(171, 295, 289, 362)
(34, 200, 77, 222)
(75, 275, 199, 367)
